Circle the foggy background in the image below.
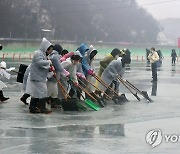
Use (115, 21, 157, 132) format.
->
(0, 0, 180, 45)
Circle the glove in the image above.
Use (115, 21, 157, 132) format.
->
(49, 66, 55, 72)
(47, 60, 52, 65)
(76, 72, 86, 80)
(73, 82, 78, 87)
(87, 69, 94, 76)
(60, 57, 66, 62)
(62, 69, 70, 77)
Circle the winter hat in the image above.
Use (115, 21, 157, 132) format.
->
(123, 48, 131, 58)
(53, 44, 63, 55)
(74, 50, 83, 58)
(61, 49, 69, 56)
(121, 56, 131, 67)
(111, 48, 120, 57)
(0, 44, 2, 50)
(119, 50, 125, 57)
(40, 38, 52, 52)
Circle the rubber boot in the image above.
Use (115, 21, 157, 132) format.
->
(38, 98, 52, 114)
(20, 93, 30, 105)
(69, 88, 75, 98)
(29, 98, 41, 113)
(0, 90, 9, 102)
(94, 90, 101, 97)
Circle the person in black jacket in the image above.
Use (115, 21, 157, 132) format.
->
(171, 49, 177, 66)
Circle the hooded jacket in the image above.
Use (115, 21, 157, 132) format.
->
(48, 50, 65, 82)
(61, 58, 78, 83)
(98, 58, 125, 91)
(85, 45, 97, 67)
(78, 43, 91, 75)
(97, 48, 120, 77)
(97, 54, 115, 78)
(30, 38, 51, 82)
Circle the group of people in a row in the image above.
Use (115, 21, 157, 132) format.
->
(18, 38, 131, 113)
(1, 41, 178, 111)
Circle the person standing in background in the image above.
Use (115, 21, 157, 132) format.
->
(148, 47, 159, 82)
(171, 49, 177, 66)
(157, 50, 163, 67)
(146, 49, 150, 67)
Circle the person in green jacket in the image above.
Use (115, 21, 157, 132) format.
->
(97, 48, 121, 78)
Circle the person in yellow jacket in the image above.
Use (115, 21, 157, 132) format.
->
(148, 47, 159, 82)
(97, 48, 121, 78)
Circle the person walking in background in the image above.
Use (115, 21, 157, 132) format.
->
(146, 49, 150, 67)
(148, 47, 159, 82)
(171, 49, 177, 66)
(157, 50, 163, 67)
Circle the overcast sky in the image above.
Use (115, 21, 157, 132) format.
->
(136, 0, 180, 20)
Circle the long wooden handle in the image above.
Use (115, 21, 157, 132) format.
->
(48, 59, 70, 99)
(117, 76, 141, 101)
(78, 79, 101, 99)
(83, 78, 111, 99)
(121, 77, 152, 102)
(93, 74, 119, 96)
(52, 68, 71, 99)
(77, 84, 97, 102)
(117, 76, 135, 94)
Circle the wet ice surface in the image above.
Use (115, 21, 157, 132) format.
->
(1, 59, 180, 153)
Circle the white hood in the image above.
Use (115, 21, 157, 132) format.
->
(0, 61, 6, 69)
(39, 38, 52, 52)
(117, 57, 122, 63)
(74, 50, 83, 58)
